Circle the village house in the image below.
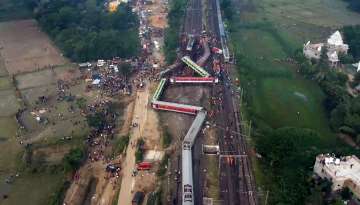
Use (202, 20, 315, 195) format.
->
(303, 31, 349, 67)
(314, 154, 360, 199)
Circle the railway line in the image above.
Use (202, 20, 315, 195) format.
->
(153, 0, 258, 203)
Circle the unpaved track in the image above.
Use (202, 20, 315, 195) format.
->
(117, 82, 150, 205)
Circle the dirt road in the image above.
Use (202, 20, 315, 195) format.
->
(117, 82, 150, 205)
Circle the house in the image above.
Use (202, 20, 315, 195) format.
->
(314, 154, 360, 199)
(327, 31, 349, 54)
(303, 31, 349, 67)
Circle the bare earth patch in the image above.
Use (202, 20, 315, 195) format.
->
(0, 19, 67, 75)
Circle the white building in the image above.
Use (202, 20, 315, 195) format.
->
(314, 154, 360, 199)
(303, 31, 349, 67)
(327, 31, 349, 54)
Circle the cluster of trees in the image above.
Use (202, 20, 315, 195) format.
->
(23, 0, 139, 62)
(164, 0, 186, 63)
(256, 127, 321, 204)
(343, 0, 360, 12)
(294, 48, 360, 143)
(63, 148, 86, 172)
(342, 25, 360, 61)
(220, 0, 234, 20)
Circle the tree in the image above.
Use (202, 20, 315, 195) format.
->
(25, 1, 140, 62)
(120, 63, 132, 76)
(340, 187, 352, 200)
(256, 127, 321, 204)
(343, 25, 360, 60)
(351, 72, 360, 87)
(63, 148, 85, 172)
(86, 112, 106, 129)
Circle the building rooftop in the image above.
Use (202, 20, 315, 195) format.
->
(327, 31, 345, 46)
(317, 154, 360, 185)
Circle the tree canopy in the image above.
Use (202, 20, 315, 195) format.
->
(342, 0, 360, 13)
(24, 0, 140, 62)
(256, 127, 321, 204)
(342, 25, 360, 61)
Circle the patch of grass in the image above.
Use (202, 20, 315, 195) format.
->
(253, 78, 332, 137)
(162, 129, 172, 148)
(0, 77, 12, 90)
(114, 135, 130, 155)
(135, 138, 145, 163)
(47, 179, 70, 205)
(1, 172, 63, 205)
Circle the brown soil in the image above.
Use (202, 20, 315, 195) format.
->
(149, 16, 167, 28)
(0, 19, 67, 75)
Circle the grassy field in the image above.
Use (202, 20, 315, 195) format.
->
(231, 27, 333, 138)
(1, 172, 64, 205)
(228, 0, 360, 201)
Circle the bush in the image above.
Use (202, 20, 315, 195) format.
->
(48, 180, 71, 205)
(164, 0, 186, 64)
(162, 130, 172, 148)
(135, 138, 145, 162)
(63, 148, 85, 172)
(86, 112, 106, 129)
(114, 135, 130, 154)
(76, 97, 87, 110)
(340, 187, 352, 200)
(339, 126, 356, 137)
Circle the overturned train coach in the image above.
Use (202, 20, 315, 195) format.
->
(169, 77, 218, 84)
(151, 100, 203, 115)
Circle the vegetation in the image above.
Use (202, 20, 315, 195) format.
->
(48, 180, 71, 205)
(256, 127, 321, 204)
(23, 0, 140, 62)
(86, 112, 106, 129)
(164, 0, 187, 63)
(222, 0, 360, 203)
(295, 49, 360, 141)
(162, 129, 172, 148)
(114, 135, 130, 155)
(135, 138, 145, 162)
(343, 0, 360, 12)
(220, 0, 233, 20)
(146, 190, 162, 205)
(342, 25, 360, 61)
(0, 0, 32, 21)
(76, 97, 87, 110)
(63, 147, 85, 172)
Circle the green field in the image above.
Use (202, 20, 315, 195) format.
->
(1, 172, 64, 205)
(228, 0, 360, 202)
(231, 27, 333, 138)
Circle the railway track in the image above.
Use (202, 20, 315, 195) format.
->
(204, 0, 257, 203)
(173, 0, 258, 203)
